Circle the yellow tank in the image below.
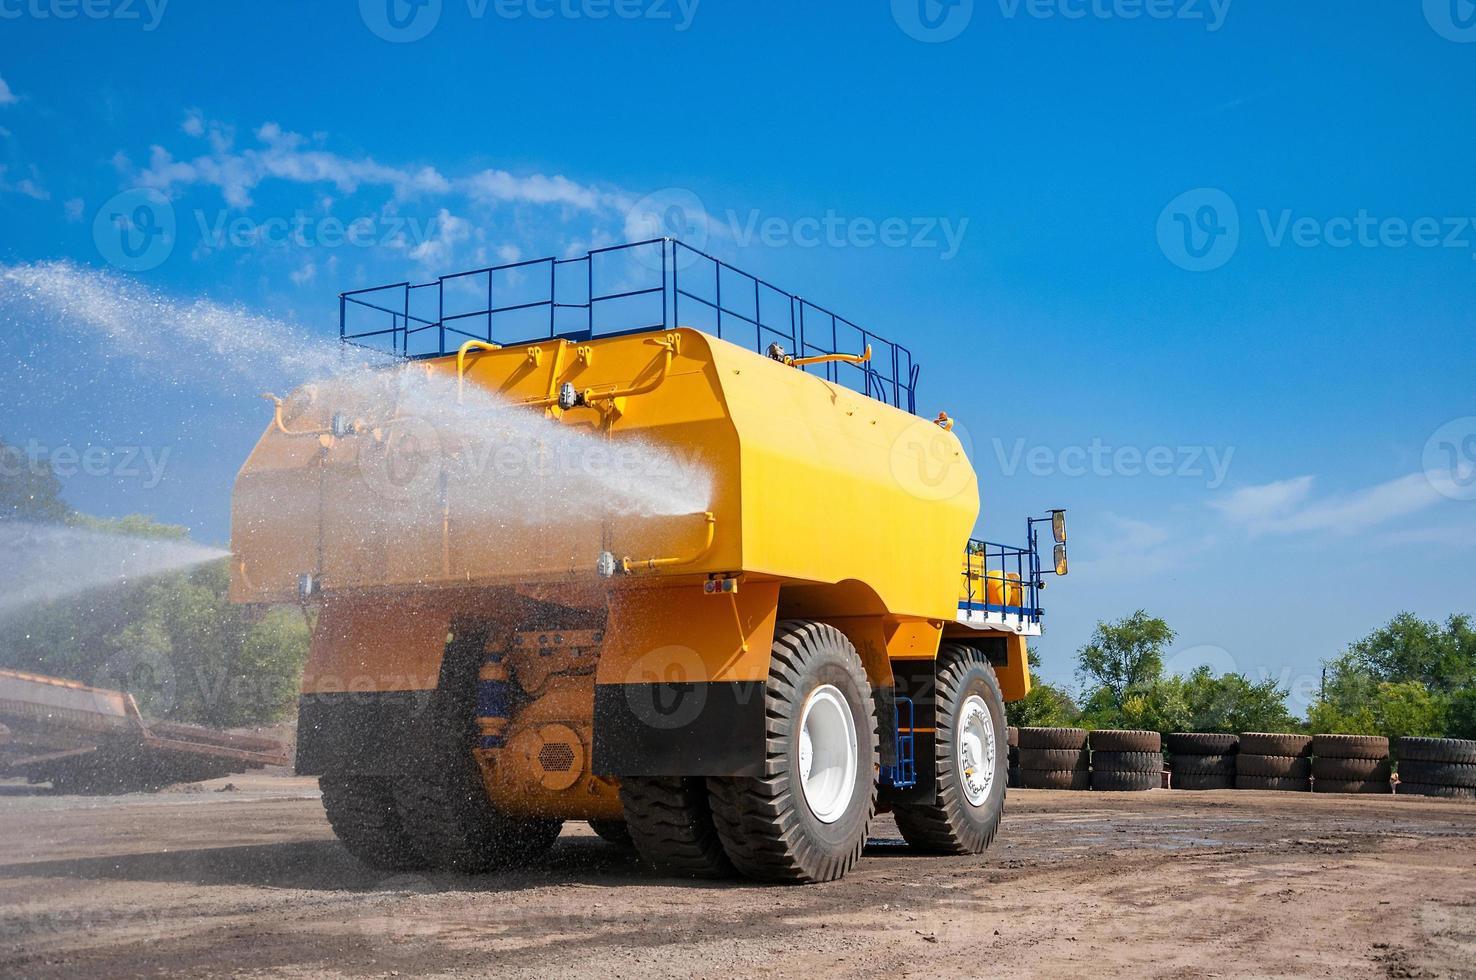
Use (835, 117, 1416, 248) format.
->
(233, 240, 1064, 884)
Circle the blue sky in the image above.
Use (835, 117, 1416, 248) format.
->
(2, 1, 1474, 707)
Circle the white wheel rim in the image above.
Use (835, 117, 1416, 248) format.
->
(797, 684, 858, 824)
(958, 695, 997, 807)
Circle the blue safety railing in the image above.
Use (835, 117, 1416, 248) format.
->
(960, 533, 1045, 627)
(338, 238, 920, 413)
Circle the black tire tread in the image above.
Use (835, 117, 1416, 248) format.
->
(1175, 772, 1234, 791)
(1313, 757, 1391, 781)
(319, 773, 428, 871)
(1236, 754, 1311, 779)
(706, 620, 878, 883)
(1312, 734, 1390, 760)
(1235, 775, 1311, 792)
(1398, 738, 1476, 766)
(1239, 732, 1313, 757)
(1092, 769, 1159, 792)
(1397, 760, 1476, 788)
(1017, 727, 1089, 751)
(894, 645, 1008, 855)
(1091, 751, 1164, 773)
(1398, 782, 1476, 800)
(1017, 747, 1089, 770)
(1166, 732, 1239, 755)
(619, 777, 733, 877)
(1089, 730, 1162, 753)
(1172, 754, 1237, 777)
(1313, 777, 1391, 794)
(1019, 768, 1090, 790)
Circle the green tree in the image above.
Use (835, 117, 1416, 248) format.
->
(1309, 612, 1475, 740)
(1076, 611, 1176, 711)
(1007, 682, 1080, 729)
(0, 438, 70, 523)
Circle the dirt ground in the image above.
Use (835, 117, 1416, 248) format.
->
(1, 776, 1474, 979)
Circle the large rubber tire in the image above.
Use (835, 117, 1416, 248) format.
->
(1091, 751, 1163, 773)
(319, 773, 429, 871)
(706, 621, 878, 883)
(1018, 747, 1089, 770)
(1172, 754, 1237, 777)
(1314, 757, 1391, 781)
(1398, 782, 1476, 800)
(1236, 775, 1310, 792)
(1313, 777, 1391, 794)
(1240, 733, 1312, 757)
(1019, 768, 1090, 790)
(1018, 727, 1088, 751)
(1312, 734, 1389, 760)
(1089, 730, 1161, 753)
(619, 777, 733, 878)
(1167, 732, 1239, 755)
(1398, 738, 1476, 765)
(893, 645, 1009, 855)
(1174, 772, 1233, 791)
(1092, 769, 1159, 792)
(587, 819, 634, 849)
(392, 626, 564, 874)
(1398, 761, 1476, 788)
(1236, 754, 1310, 778)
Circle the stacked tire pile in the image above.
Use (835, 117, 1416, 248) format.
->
(1311, 734, 1391, 793)
(1167, 732, 1238, 790)
(1089, 730, 1162, 792)
(1396, 737, 1476, 800)
(1236, 732, 1313, 792)
(1017, 727, 1089, 790)
(1007, 727, 1021, 788)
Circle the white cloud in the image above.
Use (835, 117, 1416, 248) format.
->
(0, 164, 48, 200)
(1211, 472, 1446, 535)
(64, 198, 85, 222)
(409, 209, 473, 269)
(463, 169, 611, 212)
(0, 76, 17, 107)
(289, 261, 316, 286)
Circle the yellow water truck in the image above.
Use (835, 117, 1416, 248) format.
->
(230, 239, 1067, 883)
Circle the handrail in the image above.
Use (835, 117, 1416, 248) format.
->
(338, 238, 921, 414)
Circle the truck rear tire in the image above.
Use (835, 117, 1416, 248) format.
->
(707, 620, 878, 883)
(894, 645, 1008, 855)
(319, 772, 429, 871)
(620, 776, 733, 877)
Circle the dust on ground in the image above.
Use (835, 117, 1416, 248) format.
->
(2, 776, 1474, 979)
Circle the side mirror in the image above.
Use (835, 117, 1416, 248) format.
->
(1052, 510, 1067, 544)
(1053, 543, 1068, 576)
